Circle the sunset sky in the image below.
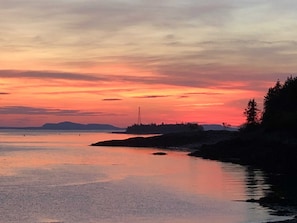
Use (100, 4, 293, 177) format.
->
(1, 0, 297, 127)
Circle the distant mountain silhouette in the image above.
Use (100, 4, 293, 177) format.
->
(41, 121, 122, 130)
(0, 121, 123, 130)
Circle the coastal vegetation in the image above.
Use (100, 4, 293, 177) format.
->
(125, 122, 203, 134)
(241, 76, 297, 135)
(242, 98, 260, 131)
(191, 76, 297, 170)
(262, 76, 297, 133)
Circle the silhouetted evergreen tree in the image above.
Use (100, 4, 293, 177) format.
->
(262, 76, 297, 131)
(243, 99, 260, 130)
(262, 80, 282, 128)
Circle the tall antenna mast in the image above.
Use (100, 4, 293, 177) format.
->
(137, 106, 142, 125)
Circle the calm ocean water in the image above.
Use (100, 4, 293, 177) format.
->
(0, 130, 290, 223)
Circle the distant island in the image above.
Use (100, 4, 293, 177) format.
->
(0, 121, 123, 131)
(124, 123, 238, 134)
(125, 123, 203, 134)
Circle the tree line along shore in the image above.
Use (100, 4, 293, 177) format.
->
(93, 76, 297, 172)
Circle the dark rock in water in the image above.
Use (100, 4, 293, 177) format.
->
(152, 152, 167, 155)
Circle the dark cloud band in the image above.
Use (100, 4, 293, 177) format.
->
(0, 70, 102, 81)
(0, 106, 97, 116)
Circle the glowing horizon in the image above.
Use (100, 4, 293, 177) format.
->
(1, 0, 297, 127)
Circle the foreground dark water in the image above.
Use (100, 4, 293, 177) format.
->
(0, 130, 291, 223)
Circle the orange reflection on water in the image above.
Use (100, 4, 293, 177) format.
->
(0, 131, 279, 223)
(0, 131, 249, 201)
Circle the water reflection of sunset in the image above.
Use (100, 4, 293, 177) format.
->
(0, 131, 281, 223)
(0, 131, 263, 201)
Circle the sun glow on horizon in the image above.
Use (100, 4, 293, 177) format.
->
(0, 66, 267, 128)
(1, 0, 296, 127)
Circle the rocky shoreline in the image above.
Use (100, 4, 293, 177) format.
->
(267, 217, 297, 223)
(91, 130, 237, 149)
(91, 130, 297, 221)
(188, 137, 297, 173)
